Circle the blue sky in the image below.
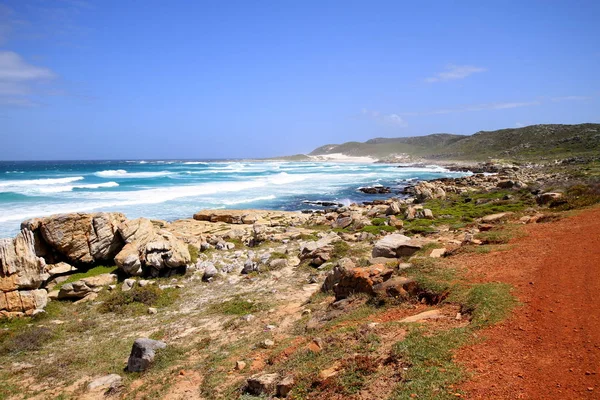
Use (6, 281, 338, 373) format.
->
(0, 0, 599, 160)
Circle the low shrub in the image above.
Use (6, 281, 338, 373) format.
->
(98, 285, 178, 314)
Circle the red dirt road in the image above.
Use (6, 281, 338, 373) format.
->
(456, 207, 600, 399)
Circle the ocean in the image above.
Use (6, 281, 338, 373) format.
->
(0, 160, 469, 238)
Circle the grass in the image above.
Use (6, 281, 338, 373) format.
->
(270, 251, 288, 260)
(361, 225, 397, 235)
(390, 327, 470, 400)
(371, 217, 387, 226)
(425, 189, 535, 225)
(460, 282, 517, 328)
(98, 285, 179, 315)
(0, 325, 55, 356)
(53, 265, 118, 290)
(188, 244, 199, 264)
(207, 295, 268, 316)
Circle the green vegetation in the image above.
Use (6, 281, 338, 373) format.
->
(461, 282, 516, 328)
(188, 244, 199, 264)
(551, 183, 600, 210)
(0, 325, 55, 356)
(310, 123, 600, 162)
(391, 327, 469, 399)
(270, 251, 288, 260)
(361, 224, 397, 234)
(370, 217, 387, 226)
(54, 265, 118, 290)
(98, 285, 179, 314)
(207, 295, 268, 316)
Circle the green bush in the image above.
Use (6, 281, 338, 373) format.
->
(361, 225, 396, 235)
(99, 285, 178, 314)
(370, 218, 386, 226)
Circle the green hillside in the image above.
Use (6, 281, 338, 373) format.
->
(309, 124, 600, 161)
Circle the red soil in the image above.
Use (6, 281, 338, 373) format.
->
(456, 207, 600, 399)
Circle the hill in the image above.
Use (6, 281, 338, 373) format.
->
(309, 123, 600, 161)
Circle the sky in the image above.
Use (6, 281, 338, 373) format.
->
(0, 0, 599, 160)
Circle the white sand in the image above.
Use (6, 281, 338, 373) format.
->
(308, 153, 378, 163)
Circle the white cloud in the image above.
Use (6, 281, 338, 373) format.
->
(425, 64, 487, 83)
(0, 51, 56, 106)
(550, 95, 591, 102)
(361, 109, 407, 127)
(400, 101, 541, 117)
(516, 122, 525, 127)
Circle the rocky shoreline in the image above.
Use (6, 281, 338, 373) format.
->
(0, 162, 562, 318)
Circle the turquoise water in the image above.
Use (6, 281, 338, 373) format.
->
(0, 160, 469, 238)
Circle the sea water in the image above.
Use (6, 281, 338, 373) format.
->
(0, 160, 469, 238)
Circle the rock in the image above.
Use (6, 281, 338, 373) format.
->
(260, 339, 275, 348)
(429, 248, 446, 258)
(388, 215, 404, 229)
(202, 262, 218, 281)
(58, 274, 115, 300)
(148, 307, 158, 315)
(126, 338, 167, 372)
(87, 374, 122, 391)
(423, 209, 434, 219)
(74, 292, 98, 304)
(332, 265, 394, 300)
(386, 202, 401, 215)
(277, 375, 296, 397)
(481, 212, 514, 223)
(47, 262, 76, 276)
(359, 186, 391, 194)
(322, 258, 355, 292)
(0, 229, 48, 292)
(269, 258, 288, 270)
(299, 233, 340, 266)
(241, 258, 258, 274)
(478, 223, 494, 231)
(373, 277, 419, 299)
(235, 360, 247, 371)
(400, 309, 443, 323)
(537, 192, 564, 205)
(122, 278, 136, 292)
(372, 234, 425, 258)
(332, 216, 353, 229)
(246, 373, 280, 396)
(144, 235, 191, 275)
(115, 218, 191, 276)
(28, 212, 126, 264)
(497, 180, 515, 189)
(193, 210, 258, 224)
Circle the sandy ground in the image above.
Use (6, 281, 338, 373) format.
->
(456, 207, 600, 399)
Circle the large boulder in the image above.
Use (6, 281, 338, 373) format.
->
(372, 234, 425, 258)
(126, 338, 167, 372)
(22, 212, 126, 264)
(0, 229, 48, 291)
(114, 218, 191, 276)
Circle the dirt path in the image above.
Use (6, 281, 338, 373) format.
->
(456, 207, 600, 399)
